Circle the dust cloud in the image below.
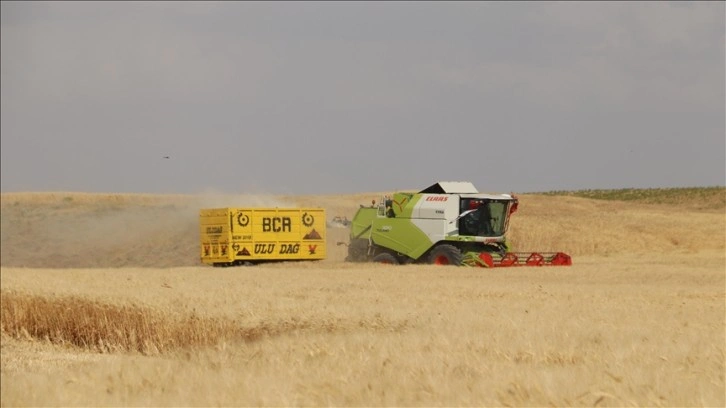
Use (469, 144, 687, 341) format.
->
(0, 191, 302, 268)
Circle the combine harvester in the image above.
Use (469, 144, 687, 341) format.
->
(342, 181, 571, 267)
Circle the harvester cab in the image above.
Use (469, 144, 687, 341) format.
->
(344, 181, 571, 267)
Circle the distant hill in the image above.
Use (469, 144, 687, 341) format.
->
(536, 187, 725, 211)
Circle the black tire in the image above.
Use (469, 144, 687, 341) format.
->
(372, 252, 399, 264)
(428, 244, 463, 266)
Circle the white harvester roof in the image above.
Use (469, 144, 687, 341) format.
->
(419, 181, 479, 194)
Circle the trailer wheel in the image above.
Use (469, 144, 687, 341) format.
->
(372, 252, 399, 264)
(428, 244, 463, 266)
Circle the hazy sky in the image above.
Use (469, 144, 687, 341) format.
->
(1, 1, 724, 195)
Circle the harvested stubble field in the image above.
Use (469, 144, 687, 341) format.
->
(1, 188, 724, 407)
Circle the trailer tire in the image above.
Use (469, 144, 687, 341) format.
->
(372, 252, 399, 264)
(428, 244, 463, 266)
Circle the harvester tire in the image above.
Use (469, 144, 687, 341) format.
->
(372, 253, 399, 264)
(428, 244, 463, 266)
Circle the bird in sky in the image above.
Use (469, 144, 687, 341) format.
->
(163, 156, 170, 159)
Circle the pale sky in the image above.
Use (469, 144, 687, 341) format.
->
(1, 1, 724, 195)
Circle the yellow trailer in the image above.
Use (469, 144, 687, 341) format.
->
(199, 207, 326, 266)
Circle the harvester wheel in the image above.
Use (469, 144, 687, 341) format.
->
(372, 252, 399, 264)
(428, 244, 463, 266)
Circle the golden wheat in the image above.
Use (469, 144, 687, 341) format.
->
(2, 252, 724, 407)
(0, 291, 412, 356)
(2, 192, 724, 269)
(1, 190, 724, 407)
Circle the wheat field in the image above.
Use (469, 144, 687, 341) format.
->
(1, 189, 724, 407)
